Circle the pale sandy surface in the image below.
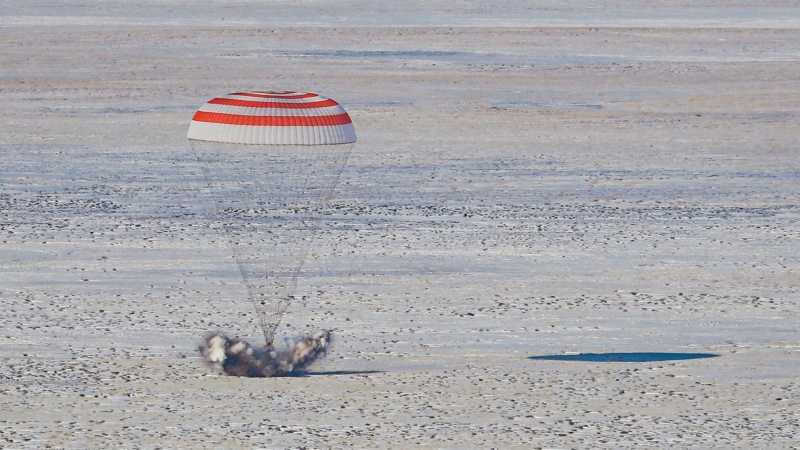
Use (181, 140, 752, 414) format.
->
(1, 1, 799, 449)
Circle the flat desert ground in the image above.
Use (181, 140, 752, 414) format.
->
(1, 1, 799, 448)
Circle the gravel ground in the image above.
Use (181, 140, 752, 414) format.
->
(1, 1, 798, 448)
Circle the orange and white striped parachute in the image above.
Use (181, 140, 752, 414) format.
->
(188, 91, 355, 346)
(187, 91, 356, 145)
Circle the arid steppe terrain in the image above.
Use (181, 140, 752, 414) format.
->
(1, 1, 799, 448)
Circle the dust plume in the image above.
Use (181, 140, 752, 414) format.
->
(199, 330, 331, 377)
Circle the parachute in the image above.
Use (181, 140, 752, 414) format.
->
(187, 91, 355, 346)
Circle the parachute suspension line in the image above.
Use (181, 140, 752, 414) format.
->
(191, 139, 353, 347)
(288, 143, 353, 278)
(188, 90, 356, 348)
(191, 141, 273, 345)
(234, 249, 273, 346)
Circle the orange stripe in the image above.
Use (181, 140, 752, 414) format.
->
(229, 92, 317, 99)
(192, 111, 352, 126)
(208, 98, 339, 109)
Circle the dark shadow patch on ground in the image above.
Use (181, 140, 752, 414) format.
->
(529, 352, 719, 363)
(283, 370, 385, 377)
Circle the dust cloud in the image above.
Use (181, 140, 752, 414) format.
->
(200, 330, 331, 377)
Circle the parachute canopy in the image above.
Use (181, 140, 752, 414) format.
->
(187, 91, 356, 145)
(188, 91, 355, 346)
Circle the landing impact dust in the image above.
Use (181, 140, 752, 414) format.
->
(200, 330, 331, 377)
